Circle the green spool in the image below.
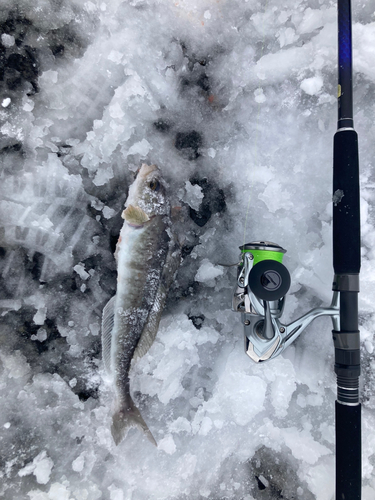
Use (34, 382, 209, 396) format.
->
(240, 241, 286, 266)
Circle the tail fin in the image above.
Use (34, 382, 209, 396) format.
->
(111, 396, 157, 446)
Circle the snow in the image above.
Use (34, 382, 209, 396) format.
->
(1, 0, 374, 498)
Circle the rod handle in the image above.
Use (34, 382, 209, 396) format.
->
(335, 401, 361, 500)
(333, 128, 360, 275)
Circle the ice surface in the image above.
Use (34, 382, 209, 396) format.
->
(1, 0, 375, 499)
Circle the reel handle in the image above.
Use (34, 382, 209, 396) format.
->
(249, 260, 291, 302)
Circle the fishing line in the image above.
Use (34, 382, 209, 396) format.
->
(242, 2, 269, 248)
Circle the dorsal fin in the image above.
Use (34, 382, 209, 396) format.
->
(101, 295, 116, 374)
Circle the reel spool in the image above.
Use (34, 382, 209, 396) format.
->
(241, 241, 290, 301)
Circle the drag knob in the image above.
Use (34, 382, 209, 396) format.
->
(249, 260, 291, 301)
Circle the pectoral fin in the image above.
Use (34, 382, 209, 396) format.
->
(122, 204, 150, 225)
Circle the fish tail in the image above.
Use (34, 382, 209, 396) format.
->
(111, 396, 157, 446)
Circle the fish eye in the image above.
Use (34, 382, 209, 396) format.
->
(149, 180, 160, 192)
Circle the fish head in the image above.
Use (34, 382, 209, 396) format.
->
(122, 164, 169, 226)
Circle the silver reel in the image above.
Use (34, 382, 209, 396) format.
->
(232, 241, 340, 362)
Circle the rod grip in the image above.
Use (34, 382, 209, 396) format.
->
(335, 401, 361, 500)
(333, 129, 360, 275)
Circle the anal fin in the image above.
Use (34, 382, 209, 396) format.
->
(102, 295, 116, 375)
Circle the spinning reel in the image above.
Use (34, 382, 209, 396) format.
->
(232, 241, 340, 362)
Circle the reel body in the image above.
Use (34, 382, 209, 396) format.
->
(232, 241, 340, 362)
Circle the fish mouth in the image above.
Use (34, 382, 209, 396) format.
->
(122, 204, 152, 227)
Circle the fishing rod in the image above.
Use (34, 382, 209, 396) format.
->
(232, 0, 361, 498)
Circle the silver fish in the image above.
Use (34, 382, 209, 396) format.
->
(102, 164, 181, 446)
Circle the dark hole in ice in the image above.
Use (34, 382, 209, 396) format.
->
(175, 130, 202, 160)
(153, 119, 171, 133)
(110, 233, 119, 254)
(188, 177, 226, 227)
(51, 44, 65, 57)
(7, 52, 37, 77)
(255, 475, 267, 490)
(188, 314, 205, 330)
(181, 244, 195, 259)
(29, 251, 45, 281)
(197, 73, 210, 92)
(249, 446, 315, 500)
(1, 142, 22, 153)
(60, 275, 79, 292)
(180, 76, 191, 89)
(21, 319, 39, 339)
(6, 76, 22, 90)
(77, 386, 99, 401)
(177, 280, 200, 298)
(4, 13, 32, 42)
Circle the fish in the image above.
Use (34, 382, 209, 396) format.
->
(101, 163, 181, 446)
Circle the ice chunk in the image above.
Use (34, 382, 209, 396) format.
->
(300, 75, 323, 95)
(108, 485, 124, 500)
(47, 483, 71, 500)
(282, 427, 331, 464)
(73, 264, 90, 280)
(23, 100, 35, 112)
(1, 351, 31, 379)
(195, 258, 224, 283)
(168, 417, 192, 434)
(127, 139, 152, 156)
(31, 328, 48, 342)
(108, 50, 123, 64)
(277, 27, 299, 48)
(1, 34, 15, 47)
(33, 307, 47, 326)
(365, 340, 374, 354)
(254, 88, 266, 103)
(158, 435, 176, 454)
(39, 70, 58, 85)
(198, 416, 213, 435)
(179, 181, 204, 210)
(72, 453, 85, 472)
(333, 189, 344, 205)
(1, 98, 11, 108)
(304, 457, 335, 500)
(0, 299, 22, 315)
(18, 451, 54, 485)
(102, 206, 116, 219)
(69, 378, 77, 388)
(93, 166, 114, 186)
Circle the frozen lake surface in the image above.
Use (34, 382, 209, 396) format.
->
(1, 0, 375, 498)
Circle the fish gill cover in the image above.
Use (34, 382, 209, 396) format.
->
(0, 0, 375, 499)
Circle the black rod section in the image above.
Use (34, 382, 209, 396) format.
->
(333, 0, 361, 499)
(338, 0, 353, 128)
